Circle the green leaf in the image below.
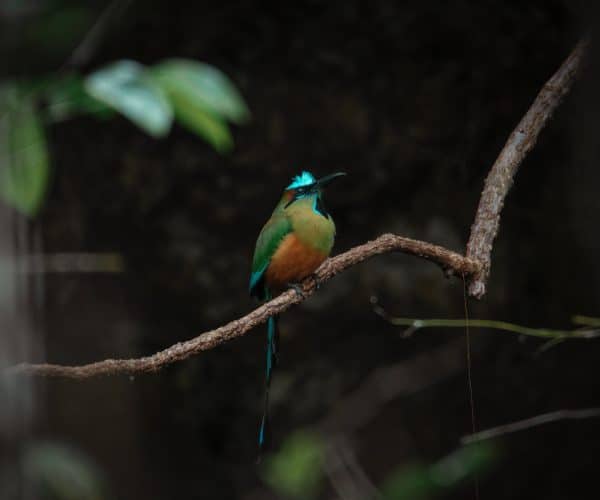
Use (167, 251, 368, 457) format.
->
(152, 59, 250, 124)
(261, 430, 325, 499)
(0, 84, 50, 216)
(44, 74, 114, 122)
(381, 443, 497, 500)
(168, 96, 233, 153)
(380, 463, 433, 500)
(84, 60, 173, 137)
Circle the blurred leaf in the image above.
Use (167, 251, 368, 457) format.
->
(381, 463, 434, 500)
(152, 59, 250, 125)
(85, 60, 173, 137)
(381, 443, 496, 500)
(429, 442, 495, 486)
(167, 97, 233, 153)
(0, 84, 49, 216)
(24, 442, 109, 500)
(44, 75, 114, 122)
(261, 430, 326, 499)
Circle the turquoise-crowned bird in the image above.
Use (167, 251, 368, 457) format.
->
(249, 170, 345, 453)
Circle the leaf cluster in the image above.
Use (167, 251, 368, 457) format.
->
(0, 59, 250, 215)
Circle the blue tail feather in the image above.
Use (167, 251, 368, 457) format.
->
(259, 290, 278, 454)
(266, 315, 275, 379)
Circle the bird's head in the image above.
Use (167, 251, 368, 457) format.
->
(281, 170, 346, 210)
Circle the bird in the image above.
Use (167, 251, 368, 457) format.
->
(249, 170, 345, 454)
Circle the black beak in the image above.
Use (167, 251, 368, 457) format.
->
(314, 172, 346, 189)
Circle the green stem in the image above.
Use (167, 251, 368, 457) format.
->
(377, 312, 600, 340)
(572, 315, 600, 327)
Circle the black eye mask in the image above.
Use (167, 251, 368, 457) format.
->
(313, 196, 329, 218)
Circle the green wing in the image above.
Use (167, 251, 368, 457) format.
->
(249, 214, 292, 299)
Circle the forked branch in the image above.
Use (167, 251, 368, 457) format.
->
(466, 39, 587, 297)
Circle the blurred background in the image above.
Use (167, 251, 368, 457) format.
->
(1, 0, 600, 499)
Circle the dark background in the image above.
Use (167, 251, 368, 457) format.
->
(3, 0, 600, 498)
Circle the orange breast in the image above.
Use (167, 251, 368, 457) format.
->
(265, 233, 327, 289)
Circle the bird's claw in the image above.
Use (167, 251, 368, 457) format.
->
(310, 274, 321, 290)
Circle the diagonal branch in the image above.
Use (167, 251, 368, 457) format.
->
(8, 234, 479, 378)
(466, 39, 588, 298)
(5, 40, 588, 378)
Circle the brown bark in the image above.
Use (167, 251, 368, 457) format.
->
(466, 40, 587, 298)
(9, 234, 478, 378)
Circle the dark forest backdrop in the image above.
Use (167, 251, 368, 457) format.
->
(2, 1, 600, 499)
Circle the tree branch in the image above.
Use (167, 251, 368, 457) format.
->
(8, 234, 478, 378)
(466, 39, 588, 298)
(461, 408, 600, 445)
(6, 40, 587, 378)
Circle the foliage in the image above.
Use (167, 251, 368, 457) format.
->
(152, 59, 250, 152)
(261, 430, 496, 499)
(261, 430, 326, 499)
(84, 61, 173, 138)
(0, 59, 250, 216)
(23, 442, 109, 500)
(380, 443, 496, 499)
(0, 84, 49, 216)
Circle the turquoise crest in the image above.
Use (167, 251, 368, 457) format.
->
(287, 171, 316, 189)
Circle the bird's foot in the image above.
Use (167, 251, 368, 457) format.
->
(310, 274, 322, 290)
(287, 282, 306, 299)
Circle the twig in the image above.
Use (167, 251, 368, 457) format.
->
(371, 300, 600, 340)
(65, 0, 134, 69)
(466, 39, 588, 298)
(461, 408, 600, 445)
(324, 437, 379, 500)
(7, 234, 478, 378)
(318, 339, 466, 434)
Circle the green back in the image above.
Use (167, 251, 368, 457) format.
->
(249, 212, 292, 299)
